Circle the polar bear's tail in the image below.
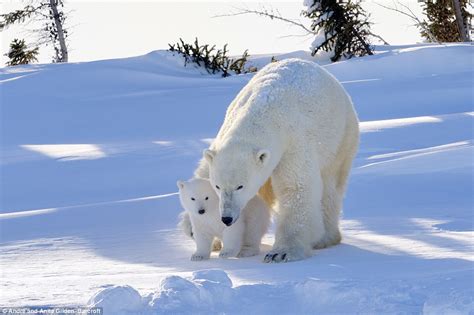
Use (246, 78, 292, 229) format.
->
(178, 211, 194, 239)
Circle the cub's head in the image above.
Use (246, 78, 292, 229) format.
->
(204, 145, 273, 226)
(177, 178, 218, 217)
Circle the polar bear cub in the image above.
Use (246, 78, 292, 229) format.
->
(177, 178, 270, 261)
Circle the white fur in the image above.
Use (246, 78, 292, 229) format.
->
(195, 59, 360, 263)
(177, 178, 270, 261)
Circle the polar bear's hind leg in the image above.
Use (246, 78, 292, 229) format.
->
(315, 121, 359, 249)
(314, 176, 342, 249)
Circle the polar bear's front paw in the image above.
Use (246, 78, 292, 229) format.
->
(263, 247, 306, 263)
(218, 249, 239, 259)
(191, 253, 210, 261)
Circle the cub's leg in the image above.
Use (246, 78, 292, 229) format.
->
(191, 231, 213, 261)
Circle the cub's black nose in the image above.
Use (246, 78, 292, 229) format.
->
(198, 209, 205, 215)
(221, 216, 233, 226)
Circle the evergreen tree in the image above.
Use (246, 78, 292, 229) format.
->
(303, 0, 373, 62)
(1, 0, 69, 62)
(5, 39, 39, 66)
(169, 38, 253, 77)
(421, 0, 472, 42)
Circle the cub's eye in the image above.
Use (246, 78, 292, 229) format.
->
(205, 197, 209, 200)
(215, 185, 220, 190)
(191, 197, 195, 201)
(236, 185, 243, 190)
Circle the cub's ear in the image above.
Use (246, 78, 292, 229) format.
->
(203, 149, 216, 164)
(256, 149, 270, 166)
(177, 180, 185, 190)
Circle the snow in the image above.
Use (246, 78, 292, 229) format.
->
(86, 269, 474, 314)
(315, 11, 334, 24)
(1, 44, 473, 313)
(88, 285, 144, 314)
(303, 0, 321, 13)
(310, 31, 329, 52)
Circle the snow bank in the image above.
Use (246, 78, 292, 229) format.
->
(326, 44, 473, 81)
(88, 285, 144, 314)
(87, 269, 473, 314)
(88, 270, 233, 314)
(2, 44, 472, 313)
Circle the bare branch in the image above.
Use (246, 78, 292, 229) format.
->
(278, 33, 315, 39)
(369, 32, 389, 45)
(375, 1, 440, 43)
(213, 8, 316, 35)
(214, 5, 386, 50)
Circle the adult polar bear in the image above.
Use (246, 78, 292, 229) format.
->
(194, 58, 359, 263)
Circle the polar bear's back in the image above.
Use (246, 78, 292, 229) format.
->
(215, 58, 357, 165)
(251, 58, 351, 114)
(252, 58, 336, 91)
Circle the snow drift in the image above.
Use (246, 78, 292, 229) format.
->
(1, 44, 473, 314)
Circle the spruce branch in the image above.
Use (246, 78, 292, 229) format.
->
(168, 38, 253, 77)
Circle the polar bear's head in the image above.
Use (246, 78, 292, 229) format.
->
(204, 146, 272, 226)
(177, 178, 219, 217)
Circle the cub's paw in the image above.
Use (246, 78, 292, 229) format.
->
(191, 253, 210, 261)
(218, 249, 239, 259)
(263, 247, 306, 263)
(238, 247, 260, 258)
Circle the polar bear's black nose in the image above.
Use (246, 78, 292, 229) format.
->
(221, 217, 233, 226)
(198, 209, 205, 215)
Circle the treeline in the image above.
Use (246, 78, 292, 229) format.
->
(1, 0, 472, 67)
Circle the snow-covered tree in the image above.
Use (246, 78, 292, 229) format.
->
(1, 0, 69, 62)
(5, 39, 39, 66)
(420, 0, 472, 42)
(302, 0, 373, 62)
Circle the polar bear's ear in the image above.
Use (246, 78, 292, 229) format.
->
(203, 149, 216, 164)
(256, 149, 270, 166)
(177, 180, 185, 190)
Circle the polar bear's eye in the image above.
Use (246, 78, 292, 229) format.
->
(191, 197, 195, 201)
(216, 185, 220, 190)
(205, 197, 209, 200)
(236, 185, 243, 190)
